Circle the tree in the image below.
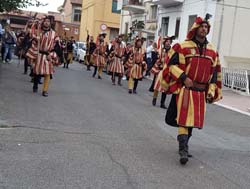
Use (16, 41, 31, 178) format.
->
(0, 0, 47, 13)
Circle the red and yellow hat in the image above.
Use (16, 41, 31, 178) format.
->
(186, 14, 211, 40)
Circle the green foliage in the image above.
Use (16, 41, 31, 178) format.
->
(0, 0, 47, 13)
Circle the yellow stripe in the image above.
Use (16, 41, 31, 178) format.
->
(186, 90, 194, 126)
(178, 127, 188, 135)
(176, 87, 185, 124)
(169, 65, 184, 79)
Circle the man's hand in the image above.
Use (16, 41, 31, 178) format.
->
(206, 93, 213, 103)
(47, 54, 52, 61)
(184, 77, 193, 88)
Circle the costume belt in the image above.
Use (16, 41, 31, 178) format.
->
(190, 81, 207, 92)
(39, 50, 50, 55)
(135, 62, 142, 65)
(115, 54, 123, 59)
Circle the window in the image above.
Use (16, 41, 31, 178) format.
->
(125, 22, 129, 34)
(161, 17, 169, 36)
(73, 9, 81, 22)
(150, 5, 157, 20)
(74, 28, 79, 35)
(112, 0, 121, 14)
(175, 18, 181, 39)
(188, 15, 197, 32)
(110, 28, 119, 40)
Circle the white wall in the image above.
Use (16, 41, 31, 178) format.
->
(119, 10, 132, 34)
(212, 0, 250, 69)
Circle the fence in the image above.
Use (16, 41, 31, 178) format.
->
(222, 67, 250, 95)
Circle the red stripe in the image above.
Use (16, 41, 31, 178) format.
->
(178, 91, 189, 126)
(199, 92, 205, 128)
(192, 91, 199, 126)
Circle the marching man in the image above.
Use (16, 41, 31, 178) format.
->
(163, 15, 222, 165)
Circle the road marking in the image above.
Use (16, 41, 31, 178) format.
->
(215, 102, 250, 117)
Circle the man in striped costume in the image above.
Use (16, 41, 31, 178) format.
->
(92, 33, 106, 79)
(109, 35, 125, 85)
(163, 15, 222, 165)
(151, 36, 174, 109)
(26, 16, 59, 97)
(128, 37, 147, 94)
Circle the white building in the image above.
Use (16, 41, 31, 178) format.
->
(119, 0, 158, 45)
(154, 0, 250, 70)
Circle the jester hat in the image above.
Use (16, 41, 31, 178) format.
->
(186, 14, 211, 40)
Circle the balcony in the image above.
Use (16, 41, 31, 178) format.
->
(152, 0, 184, 7)
(122, 0, 145, 13)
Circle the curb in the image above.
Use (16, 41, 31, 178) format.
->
(214, 102, 250, 117)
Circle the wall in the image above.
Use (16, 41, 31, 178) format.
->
(80, 0, 121, 41)
(212, 0, 250, 69)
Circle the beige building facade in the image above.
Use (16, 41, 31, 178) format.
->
(80, 0, 121, 41)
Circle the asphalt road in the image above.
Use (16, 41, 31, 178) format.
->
(0, 60, 250, 189)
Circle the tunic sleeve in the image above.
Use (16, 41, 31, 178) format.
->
(207, 52, 222, 102)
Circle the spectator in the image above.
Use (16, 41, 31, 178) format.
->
(145, 40, 153, 76)
(2, 25, 17, 63)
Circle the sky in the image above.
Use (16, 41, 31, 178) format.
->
(22, 0, 65, 13)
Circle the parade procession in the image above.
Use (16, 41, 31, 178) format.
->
(0, 0, 250, 188)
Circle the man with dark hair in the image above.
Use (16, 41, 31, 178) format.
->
(92, 33, 106, 79)
(163, 15, 222, 165)
(151, 36, 174, 109)
(64, 36, 74, 69)
(26, 16, 60, 97)
(109, 35, 125, 85)
(2, 25, 17, 63)
(86, 36, 96, 71)
(127, 37, 147, 94)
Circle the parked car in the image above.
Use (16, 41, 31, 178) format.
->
(78, 46, 86, 63)
(73, 41, 86, 61)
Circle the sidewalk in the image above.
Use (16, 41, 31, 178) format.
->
(216, 88, 250, 116)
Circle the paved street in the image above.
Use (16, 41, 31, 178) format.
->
(0, 60, 250, 189)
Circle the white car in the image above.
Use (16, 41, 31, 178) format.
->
(73, 42, 86, 62)
(77, 46, 86, 63)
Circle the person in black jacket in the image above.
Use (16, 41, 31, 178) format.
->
(86, 36, 96, 71)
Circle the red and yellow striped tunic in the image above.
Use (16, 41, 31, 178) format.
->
(26, 29, 59, 75)
(93, 42, 106, 68)
(109, 43, 125, 74)
(163, 40, 222, 128)
(129, 48, 147, 80)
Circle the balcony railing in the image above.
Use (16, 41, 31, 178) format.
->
(122, 0, 145, 13)
(152, 0, 184, 6)
(123, 0, 143, 6)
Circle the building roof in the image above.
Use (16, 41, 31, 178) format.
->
(0, 10, 61, 22)
(62, 0, 82, 8)
(70, 0, 82, 5)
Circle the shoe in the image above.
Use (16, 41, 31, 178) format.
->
(42, 91, 48, 97)
(149, 88, 154, 92)
(128, 89, 132, 94)
(118, 83, 122, 86)
(92, 74, 95, 78)
(2, 60, 6, 64)
(33, 88, 38, 93)
(133, 90, 137, 94)
(98, 76, 102, 79)
(152, 98, 157, 106)
(160, 104, 167, 109)
(178, 134, 189, 165)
